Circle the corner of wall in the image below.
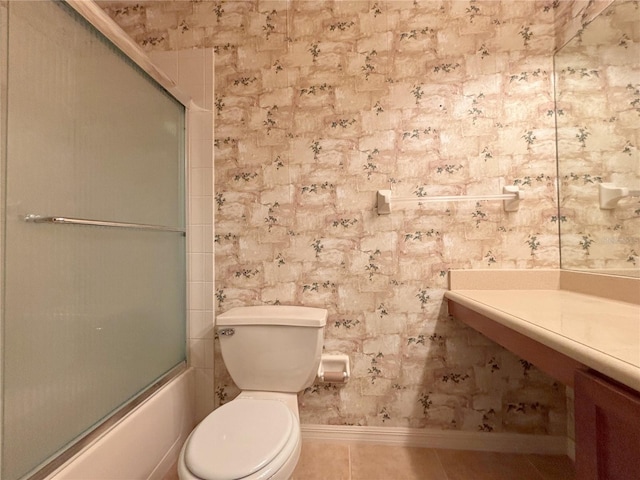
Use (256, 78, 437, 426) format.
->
(152, 48, 216, 423)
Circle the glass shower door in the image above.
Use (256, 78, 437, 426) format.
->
(1, 2, 186, 479)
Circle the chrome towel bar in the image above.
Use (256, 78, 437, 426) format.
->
(24, 214, 186, 234)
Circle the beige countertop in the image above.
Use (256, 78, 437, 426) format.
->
(445, 270, 640, 392)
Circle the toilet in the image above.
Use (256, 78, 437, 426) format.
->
(178, 305, 327, 480)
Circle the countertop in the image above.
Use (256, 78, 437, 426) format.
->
(445, 270, 640, 392)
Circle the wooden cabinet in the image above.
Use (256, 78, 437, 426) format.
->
(575, 370, 640, 480)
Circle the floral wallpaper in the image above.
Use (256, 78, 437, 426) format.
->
(556, 0, 640, 275)
(98, 0, 611, 435)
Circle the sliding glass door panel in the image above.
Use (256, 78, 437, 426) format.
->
(7, 0, 184, 228)
(2, 2, 186, 479)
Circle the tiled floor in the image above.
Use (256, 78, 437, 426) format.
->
(291, 442, 575, 480)
(165, 441, 575, 480)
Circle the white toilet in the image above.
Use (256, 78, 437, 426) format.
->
(178, 305, 327, 480)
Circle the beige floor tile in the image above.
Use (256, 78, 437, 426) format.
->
(162, 459, 179, 480)
(436, 450, 547, 480)
(292, 440, 351, 480)
(526, 454, 575, 480)
(164, 442, 575, 480)
(350, 444, 448, 480)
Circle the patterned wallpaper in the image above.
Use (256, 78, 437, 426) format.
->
(556, 0, 640, 275)
(98, 0, 611, 435)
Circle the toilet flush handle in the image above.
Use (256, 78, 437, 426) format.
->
(218, 328, 235, 336)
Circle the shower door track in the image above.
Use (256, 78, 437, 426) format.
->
(27, 362, 187, 480)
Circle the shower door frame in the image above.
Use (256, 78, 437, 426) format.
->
(0, 1, 195, 479)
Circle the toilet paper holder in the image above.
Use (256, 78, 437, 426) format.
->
(317, 354, 350, 383)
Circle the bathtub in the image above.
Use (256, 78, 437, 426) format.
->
(47, 367, 196, 480)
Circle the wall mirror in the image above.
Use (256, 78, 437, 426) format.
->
(555, 0, 640, 277)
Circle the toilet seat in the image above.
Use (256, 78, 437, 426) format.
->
(183, 398, 299, 480)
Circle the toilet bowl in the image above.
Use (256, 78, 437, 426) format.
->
(177, 393, 301, 480)
(177, 306, 327, 480)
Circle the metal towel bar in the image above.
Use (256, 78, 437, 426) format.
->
(24, 214, 185, 234)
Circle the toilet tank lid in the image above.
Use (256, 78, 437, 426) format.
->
(217, 305, 327, 327)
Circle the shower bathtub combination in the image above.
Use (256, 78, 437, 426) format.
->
(0, 1, 202, 479)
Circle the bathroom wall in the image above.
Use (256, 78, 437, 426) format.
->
(554, 0, 615, 50)
(98, 0, 607, 437)
(556, 0, 639, 275)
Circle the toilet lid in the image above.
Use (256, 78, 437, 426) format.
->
(184, 398, 295, 480)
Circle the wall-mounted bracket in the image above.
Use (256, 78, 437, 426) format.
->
(599, 183, 640, 209)
(377, 190, 392, 215)
(502, 185, 522, 212)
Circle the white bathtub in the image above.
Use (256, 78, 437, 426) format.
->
(47, 368, 196, 480)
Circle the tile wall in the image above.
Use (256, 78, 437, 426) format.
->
(99, 0, 612, 436)
(148, 48, 216, 422)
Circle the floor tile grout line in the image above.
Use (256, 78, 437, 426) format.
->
(524, 455, 551, 480)
(433, 448, 451, 480)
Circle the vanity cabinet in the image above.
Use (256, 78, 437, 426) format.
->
(574, 370, 640, 480)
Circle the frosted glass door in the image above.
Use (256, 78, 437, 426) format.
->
(2, 2, 186, 480)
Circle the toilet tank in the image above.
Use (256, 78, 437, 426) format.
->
(216, 306, 327, 393)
